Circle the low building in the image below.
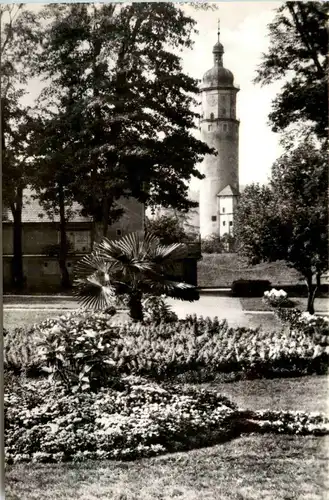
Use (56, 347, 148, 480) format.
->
(3, 189, 200, 291)
(3, 189, 144, 291)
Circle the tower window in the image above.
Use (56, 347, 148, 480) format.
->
(222, 108, 226, 116)
(222, 207, 225, 213)
(116, 229, 122, 236)
(210, 112, 214, 120)
(211, 216, 217, 222)
(223, 124, 228, 132)
(223, 221, 226, 226)
(208, 125, 211, 131)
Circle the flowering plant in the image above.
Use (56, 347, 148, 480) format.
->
(5, 377, 329, 464)
(263, 288, 292, 308)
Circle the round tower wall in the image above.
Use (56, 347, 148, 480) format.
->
(199, 122, 239, 238)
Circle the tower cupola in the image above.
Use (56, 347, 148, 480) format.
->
(202, 21, 234, 88)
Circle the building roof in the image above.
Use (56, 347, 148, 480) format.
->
(217, 185, 239, 197)
(3, 187, 91, 223)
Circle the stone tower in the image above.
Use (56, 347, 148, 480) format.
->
(199, 23, 240, 240)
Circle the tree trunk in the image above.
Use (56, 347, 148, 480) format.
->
(11, 188, 25, 290)
(58, 186, 71, 289)
(305, 274, 318, 314)
(128, 291, 143, 322)
(102, 197, 109, 238)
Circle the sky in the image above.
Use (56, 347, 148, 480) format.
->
(20, 2, 284, 190)
(181, 2, 284, 190)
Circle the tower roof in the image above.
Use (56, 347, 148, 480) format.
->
(217, 185, 239, 197)
(202, 20, 235, 88)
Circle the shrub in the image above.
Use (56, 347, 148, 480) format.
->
(4, 310, 119, 379)
(142, 295, 178, 324)
(231, 279, 271, 297)
(3, 326, 44, 376)
(201, 235, 224, 254)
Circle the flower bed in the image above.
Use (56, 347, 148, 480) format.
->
(5, 377, 239, 464)
(5, 376, 329, 464)
(275, 307, 329, 346)
(4, 311, 329, 382)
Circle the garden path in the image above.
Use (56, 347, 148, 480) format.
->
(166, 296, 248, 328)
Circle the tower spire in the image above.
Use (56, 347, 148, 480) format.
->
(217, 19, 220, 43)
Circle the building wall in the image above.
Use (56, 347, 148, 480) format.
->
(3, 223, 92, 255)
(3, 255, 81, 289)
(218, 196, 238, 237)
(97, 197, 145, 241)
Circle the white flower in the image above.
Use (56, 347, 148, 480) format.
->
(48, 423, 59, 434)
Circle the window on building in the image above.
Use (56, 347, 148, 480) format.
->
(208, 125, 211, 131)
(222, 108, 226, 116)
(223, 124, 228, 132)
(116, 229, 122, 236)
(60, 231, 91, 253)
(223, 221, 226, 226)
(211, 216, 217, 221)
(229, 221, 233, 226)
(222, 207, 225, 213)
(210, 112, 214, 120)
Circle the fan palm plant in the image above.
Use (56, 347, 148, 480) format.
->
(74, 231, 199, 321)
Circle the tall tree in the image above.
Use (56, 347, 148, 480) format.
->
(1, 5, 39, 288)
(32, 3, 213, 239)
(235, 139, 328, 313)
(254, 1, 328, 140)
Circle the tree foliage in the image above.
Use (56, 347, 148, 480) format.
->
(1, 5, 39, 288)
(31, 3, 213, 237)
(235, 139, 328, 313)
(254, 1, 328, 139)
(145, 214, 195, 245)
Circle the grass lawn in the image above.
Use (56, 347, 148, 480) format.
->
(198, 254, 304, 288)
(3, 309, 65, 332)
(240, 297, 329, 313)
(3, 309, 129, 332)
(5, 435, 328, 500)
(5, 376, 329, 500)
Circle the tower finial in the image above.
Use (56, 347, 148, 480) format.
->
(217, 19, 220, 42)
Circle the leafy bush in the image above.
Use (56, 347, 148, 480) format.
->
(142, 295, 178, 324)
(201, 235, 224, 254)
(3, 327, 44, 376)
(263, 288, 294, 308)
(231, 279, 271, 297)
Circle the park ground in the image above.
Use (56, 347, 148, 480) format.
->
(6, 375, 329, 500)
(4, 261, 329, 500)
(3, 294, 328, 332)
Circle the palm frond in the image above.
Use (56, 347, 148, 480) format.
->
(74, 252, 111, 281)
(73, 276, 116, 310)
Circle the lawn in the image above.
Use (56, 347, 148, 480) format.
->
(198, 254, 304, 288)
(5, 376, 329, 500)
(240, 297, 329, 313)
